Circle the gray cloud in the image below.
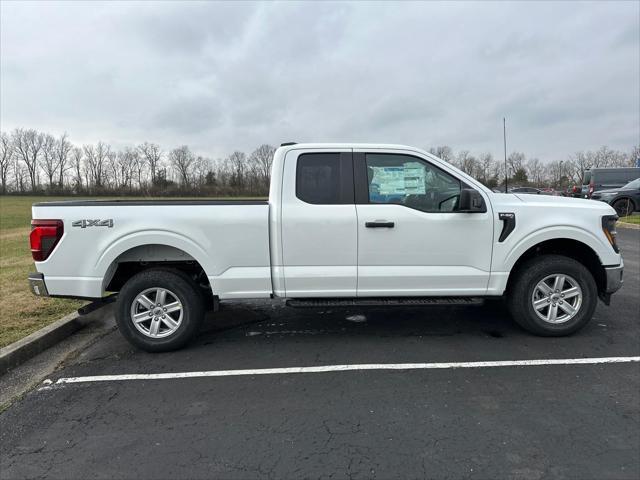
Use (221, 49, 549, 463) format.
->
(1, 1, 638, 161)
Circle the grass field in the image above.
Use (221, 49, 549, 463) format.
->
(619, 214, 640, 225)
(0, 196, 84, 348)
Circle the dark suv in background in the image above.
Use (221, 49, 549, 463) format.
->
(591, 177, 640, 217)
(582, 167, 640, 198)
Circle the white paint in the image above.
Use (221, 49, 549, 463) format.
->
(51, 356, 640, 385)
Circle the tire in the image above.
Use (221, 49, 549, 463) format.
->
(507, 254, 597, 336)
(115, 268, 205, 352)
(612, 198, 635, 218)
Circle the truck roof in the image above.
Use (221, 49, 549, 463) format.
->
(277, 142, 426, 151)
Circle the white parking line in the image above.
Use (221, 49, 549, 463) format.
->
(50, 356, 640, 385)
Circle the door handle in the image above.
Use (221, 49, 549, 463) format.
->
(365, 221, 395, 228)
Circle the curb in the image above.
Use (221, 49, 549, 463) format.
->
(617, 222, 640, 230)
(0, 311, 84, 375)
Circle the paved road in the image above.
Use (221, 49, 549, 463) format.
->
(1, 229, 638, 479)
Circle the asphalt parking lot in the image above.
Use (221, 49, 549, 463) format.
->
(1, 229, 639, 480)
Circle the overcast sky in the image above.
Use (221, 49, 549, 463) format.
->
(1, 1, 638, 161)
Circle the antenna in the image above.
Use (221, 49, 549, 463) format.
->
(503, 117, 508, 193)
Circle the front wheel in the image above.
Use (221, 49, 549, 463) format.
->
(115, 269, 205, 352)
(507, 255, 597, 336)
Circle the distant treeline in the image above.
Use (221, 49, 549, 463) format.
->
(0, 129, 638, 196)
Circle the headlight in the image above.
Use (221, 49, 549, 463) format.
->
(602, 215, 619, 253)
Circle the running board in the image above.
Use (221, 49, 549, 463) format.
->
(286, 297, 484, 308)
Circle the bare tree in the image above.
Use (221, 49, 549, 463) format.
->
(12, 155, 28, 192)
(456, 150, 477, 175)
(55, 133, 72, 187)
(71, 147, 84, 191)
(115, 148, 138, 190)
(169, 145, 195, 186)
(41, 134, 58, 188)
(526, 157, 544, 185)
(429, 146, 454, 163)
(227, 151, 247, 189)
(631, 145, 640, 167)
(131, 150, 145, 189)
(192, 156, 212, 188)
(84, 142, 110, 188)
(249, 144, 275, 190)
(0, 132, 13, 193)
(507, 151, 526, 179)
(138, 142, 162, 185)
(569, 151, 591, 181)
(477, 152, 493, 184)
(12, 128, 44, 190)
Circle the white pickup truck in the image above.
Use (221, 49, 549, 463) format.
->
(29, 143, 624, 351)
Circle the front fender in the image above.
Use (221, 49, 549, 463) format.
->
(497, 225, 614, 272)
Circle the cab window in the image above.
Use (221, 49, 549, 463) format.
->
(365, 154, 461, 212)
(296, 153, 354, 204)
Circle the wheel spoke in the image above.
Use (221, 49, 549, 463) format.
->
(547, 304, 559, 322)
(533, 298, 549, 311)
(537, 282, 553, 295)
(559, 302, 576, 316)
(156, 289, 167, 306)
(149, 318, 161, 336)
(161, 315, 179, 330)
(562, 286, 580, 299)
(552, 275, 565, 292)
(137, 295, 154, 309)
(133, 311, 151, 323)
(164, 301, 182, 314)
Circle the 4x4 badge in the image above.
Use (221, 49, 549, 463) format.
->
(72, 219, 114, 228)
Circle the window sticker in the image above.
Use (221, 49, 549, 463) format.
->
(370, 163, 426, 196)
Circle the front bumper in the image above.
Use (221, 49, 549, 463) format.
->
(28, 272, 49, 297)
(604, 263, 624, 294)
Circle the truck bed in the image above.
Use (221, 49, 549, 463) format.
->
(32, 201, 272, 299)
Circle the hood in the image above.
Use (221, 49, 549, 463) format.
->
(594, 188, 621, 195)
(511, 192, 614, 212)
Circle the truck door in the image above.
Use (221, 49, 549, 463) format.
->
(280, 149, 357, 297)
(354, 150, 494, 296)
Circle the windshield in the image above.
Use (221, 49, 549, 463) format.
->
(623, 177, 640, 189)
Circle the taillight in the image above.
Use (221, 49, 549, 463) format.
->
(588, 182, 594, 197)
(602, 215, 619, 253)
(30, 219, 63, 261)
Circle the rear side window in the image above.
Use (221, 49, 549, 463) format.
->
(595, 171, 623, 183)
(296, 153, 354, 204)
(582, 171, 591, 185)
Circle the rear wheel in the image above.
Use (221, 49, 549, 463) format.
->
(507, 255, 597, 336)
(115, 269, 205, 352)
(612, 198, 635, 218)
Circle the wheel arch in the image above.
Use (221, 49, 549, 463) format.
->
(505, 238, 607, 295)
(101, 241, 211, 294)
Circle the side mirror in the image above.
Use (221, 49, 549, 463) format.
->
(458, 188, 486, 213)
